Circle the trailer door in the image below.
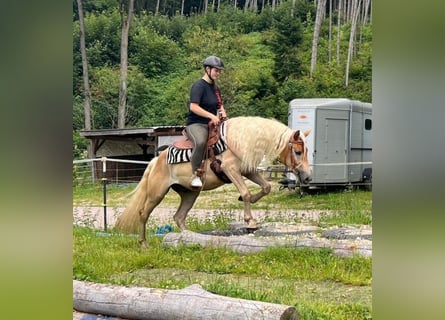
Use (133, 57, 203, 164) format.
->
(315, 114, 349, 183)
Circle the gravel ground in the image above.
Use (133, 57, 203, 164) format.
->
(72, 205, 333, 230)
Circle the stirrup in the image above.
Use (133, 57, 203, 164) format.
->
(195, 168, 205, 177)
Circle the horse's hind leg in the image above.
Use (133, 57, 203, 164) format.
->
(172, 187, 200, 231)
(138, 184, 169, 247)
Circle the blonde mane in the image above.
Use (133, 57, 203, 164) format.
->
(224, 116, 293, 172)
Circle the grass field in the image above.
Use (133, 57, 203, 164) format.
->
(73, 181, 372, 319)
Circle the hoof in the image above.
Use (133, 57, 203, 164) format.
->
(139, 240, 148, 249)
(246, 219, 259, 230)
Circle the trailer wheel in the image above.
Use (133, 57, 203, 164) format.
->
(363, 177, 372, 191)
(361, 168, 372, 191)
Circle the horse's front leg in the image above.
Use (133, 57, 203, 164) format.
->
(243, 171, 271, 204)
(223, 170, 258, 228)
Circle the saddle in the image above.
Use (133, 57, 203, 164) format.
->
(173, 121, 231, 184)
(173, 123, 220, 150)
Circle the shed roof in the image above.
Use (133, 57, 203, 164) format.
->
(80, 126, 184, 139)
(79, 126, 185, 156)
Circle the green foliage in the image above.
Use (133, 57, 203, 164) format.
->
(73, 1, 372, 134)
(73, 131, 89, 160)
(147, 14, 190, 43)
(130, 22, 183, 78)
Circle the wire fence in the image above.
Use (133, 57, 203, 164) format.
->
(73, 157, 150, 186)
(73, 157, 372, 186)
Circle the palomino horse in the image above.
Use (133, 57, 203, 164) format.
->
(115, 116, 311, 247)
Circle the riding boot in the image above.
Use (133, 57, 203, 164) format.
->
(191, 165, 204, 188)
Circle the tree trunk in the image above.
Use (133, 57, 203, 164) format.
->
(310, 0, 326, 77)
(359, 0, 371, 46)
(118, 0, 134, 129)
(76, 0, 91, 131)
(345, 0, 360, 86)
(244, 0, 249, 12)
(155, 0, 160, 15)
(73, 280, 299, 320)
(328, 0, 332, 63)
(336, 0, 342, 66)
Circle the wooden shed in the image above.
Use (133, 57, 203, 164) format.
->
(80, 126, 184, 182)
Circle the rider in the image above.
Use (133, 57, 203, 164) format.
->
(185, 55, 227, 188)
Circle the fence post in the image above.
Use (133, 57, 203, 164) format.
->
(101, 157, 108, 232)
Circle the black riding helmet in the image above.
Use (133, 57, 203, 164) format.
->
(203, 55, 224, 70)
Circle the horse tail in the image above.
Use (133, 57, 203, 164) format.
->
(115, 157, 159, 233)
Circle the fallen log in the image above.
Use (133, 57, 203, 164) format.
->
(73, 310, 127, 320)
(162, 230, 372, 257)
(162, 230, 292, 254)
(295, 238, 372, 258)
(73, 280, 299, 320)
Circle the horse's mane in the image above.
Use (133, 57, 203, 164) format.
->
(224, 116, 293, 172)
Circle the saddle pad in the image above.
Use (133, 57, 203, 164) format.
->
(167, 122, 228, 164)
(167, 137, 227, 164)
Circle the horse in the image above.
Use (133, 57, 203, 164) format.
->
(115, 116, 312, 247)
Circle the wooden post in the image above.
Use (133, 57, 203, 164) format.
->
(101, 157, 107, 232)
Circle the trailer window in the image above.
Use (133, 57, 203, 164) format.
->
(365, 119, 372, 130)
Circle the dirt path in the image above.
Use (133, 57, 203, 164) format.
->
(73, 206, 333, 230)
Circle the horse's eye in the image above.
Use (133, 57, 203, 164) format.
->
(294, 151, 302, 156)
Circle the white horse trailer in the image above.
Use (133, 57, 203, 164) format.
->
(287, 98, 372, 190)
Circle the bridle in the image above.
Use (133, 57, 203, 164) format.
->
(287, 133, 306, 172)
(286, 133, 310, 198)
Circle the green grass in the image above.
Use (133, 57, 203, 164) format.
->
(73, 182, 372, 319)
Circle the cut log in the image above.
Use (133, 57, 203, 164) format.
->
(163, 230, 372, 258)
(162, 230, 292, 254)
(295, 238, 372, 258)
(73, 280, 299, 320)
(73, 310, 127, 320)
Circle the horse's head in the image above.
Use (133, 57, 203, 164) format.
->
(279, 129, 312, 185)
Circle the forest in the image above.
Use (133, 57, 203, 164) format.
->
(73, 0, 372, 158)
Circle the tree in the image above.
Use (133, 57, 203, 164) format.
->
(76, 0, 92, 131)
(310, 0, 326, 77)
(345, 0, 360, 86)
(328, 0, 332, 63)
(336, 0, 342, 66)
(118, 0, 134, 129)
